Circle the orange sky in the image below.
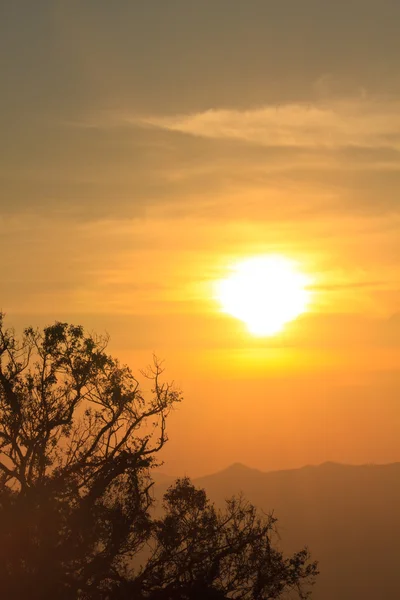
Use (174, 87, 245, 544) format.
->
(1, 2, 399, 476)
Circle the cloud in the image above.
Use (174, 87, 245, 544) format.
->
(132, 98, 400, 151)
(3, 97, 400, 223)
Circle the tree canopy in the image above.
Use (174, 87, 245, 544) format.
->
(0, 314, 318, 599)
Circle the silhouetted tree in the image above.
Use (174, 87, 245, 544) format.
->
(127, 479, 317, 600)
(0, 314, 318, 599)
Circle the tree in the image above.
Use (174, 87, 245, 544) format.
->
(129, 479, 318, 600)
(0, 314, 318, 599)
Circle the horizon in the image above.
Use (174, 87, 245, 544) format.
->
(155, 458, 400, 480)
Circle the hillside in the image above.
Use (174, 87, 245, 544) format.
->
(155, 462, 400, 600)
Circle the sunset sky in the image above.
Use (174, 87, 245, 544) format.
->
(1, 1, 399, 476)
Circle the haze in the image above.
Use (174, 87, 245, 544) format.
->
(1, 1, 399, 478)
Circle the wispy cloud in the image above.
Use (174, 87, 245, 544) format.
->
(129, 99, 400, 150)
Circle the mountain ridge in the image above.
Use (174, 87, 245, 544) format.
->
(154, 461, 400, 600)
(155, 459, 400, 482)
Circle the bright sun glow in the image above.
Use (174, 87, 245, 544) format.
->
(216, 255, 312, 336)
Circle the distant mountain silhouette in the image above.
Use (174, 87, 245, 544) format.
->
(155, 462, 400, 600)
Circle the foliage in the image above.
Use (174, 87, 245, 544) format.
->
(0, 314, 318, 599)
(132, 479, 318, 600)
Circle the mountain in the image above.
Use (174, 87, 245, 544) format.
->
(155, 462, 400, 600)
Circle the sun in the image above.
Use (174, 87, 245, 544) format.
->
(216, 255, 312, 336)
